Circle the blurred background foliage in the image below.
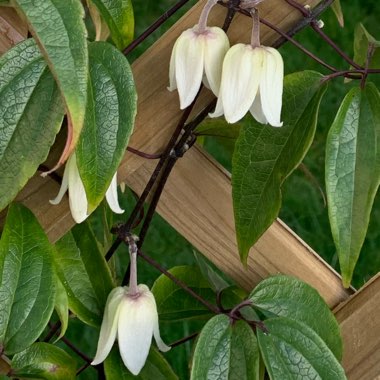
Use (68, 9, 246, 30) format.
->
(70, 1, 380, 378)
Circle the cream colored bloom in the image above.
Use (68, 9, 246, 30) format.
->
(50, 153, 123, 223)
(168, 25, 230, 109)
(91, 285, 170, 375)
(210, 43, 284, 126)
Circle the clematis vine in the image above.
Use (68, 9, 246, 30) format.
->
(168, 0, 230, 109)
(49, 153, 124, 224)
(210, 8, 284, 126)
(92, 236, 170, 375)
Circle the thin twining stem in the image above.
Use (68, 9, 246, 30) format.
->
(123, 0, 192, 55)
(284, 0, 363, 70)
(127, 146, 161, 159)
(137, 249, 220, 314)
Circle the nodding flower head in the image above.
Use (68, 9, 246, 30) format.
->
(50, 153, 124, 223)
(91, 285, 170, 376)
(209, 43, 284, 127)
(168, 0, 229, 109)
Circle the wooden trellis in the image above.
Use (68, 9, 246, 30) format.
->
(1, 1, 379, 378)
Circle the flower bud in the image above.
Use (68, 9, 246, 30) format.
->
(91, 285, 170, 376)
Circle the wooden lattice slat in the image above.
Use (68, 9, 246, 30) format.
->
(334, 273, 380, 379)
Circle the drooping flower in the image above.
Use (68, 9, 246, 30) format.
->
(168, 0, 230, 109)
(50, 153, 124, 223)
(91, 285, 170, 375)
(209, 43, 283, 126)
(210, 7, 284, 126)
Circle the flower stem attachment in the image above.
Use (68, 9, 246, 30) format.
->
(197, 0, 218, 33)
(250, 8, 261, 48)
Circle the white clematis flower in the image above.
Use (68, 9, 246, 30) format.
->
(50, 153, 124, 224)
(210, 43, 284, 126)
(91, 285, 170, 375)
(168, 25, 230, 109)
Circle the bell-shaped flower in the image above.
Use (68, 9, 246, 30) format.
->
(91, 285, 170, 375)
(168, 25, 230, 109)
(50, 153, 124, 223)
(210, 43, 284, 126)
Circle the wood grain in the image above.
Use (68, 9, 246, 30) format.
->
(0, 0, 351, 307)
(335, 273, 380, 379)
(0, 7, 27, 54)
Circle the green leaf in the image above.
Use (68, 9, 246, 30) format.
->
(249, 275, 342, 360)
(193, 251, 233, 292)
(76, 41, 137, 211)
(12, 0, 88, 165)
(89, 0, 134, 50)
(326, 84, 380, 287)
(257, 317, 346, 380)
(331, 0, 344, 27)
(0, 203, 55, 355)
(191, 315, 260, 380)
(11, 342, 76, 380)
(53, 274, 69, 341)
(353, 23, 380, 69)
(232, 71, 327, 263)
(104, 346, 178, 380)
(0, 38, 64, 211)
(151, 266, 216, 321)
(54, 222, 114, 327)
(195, 118, 241, 140)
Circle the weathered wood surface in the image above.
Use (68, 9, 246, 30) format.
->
(0, 7, 27, 54)
(0, 0, 352, 307)
(335, 273, 380, 379)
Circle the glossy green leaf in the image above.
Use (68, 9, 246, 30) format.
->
(191, 315, 260, 380)
(232, 71, 327, 263)
(53, 274, 69, 341)
(353, 23, 380, 69)
(89, 0, 134, 50)
(331, 0, 344, 27)
(0, 39, 64, 211)
(257, 317, 346, 380)
(326, 84, 380, 287)
(54, 222, 114, 327)
(76, 41, 137, 211)
(104, 346, 178, 380)
(249, 275, 342, 360)
(151, 266, 216, 321)
(195, 118, 241, 140)
(0, 204, 55, 355)
(11, 343, 76, 380)
(12, 0, 88, 165)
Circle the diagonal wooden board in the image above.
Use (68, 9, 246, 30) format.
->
(334, 273, 380, 380)
(0, 6, 27, 54)
(0, 0, 351, 307)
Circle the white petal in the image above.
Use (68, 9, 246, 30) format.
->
(106, 173, 124, 214)
(49, 161, 69, 205)
(203, 26, 230, 96)
(117, 286, 157, 375)
(220, 44, 264, 124)
(168, 37, 179, 92)
(175, 28, 205, 109)
(67, 153, 88, 223)
(153, 319, 171, 353)
(249, 90, 268, 124)
(260, 47, 284, 127)
(91, 287, 126, 366)
(209, 95, 225, 118)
